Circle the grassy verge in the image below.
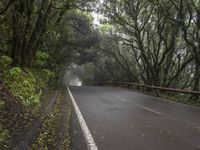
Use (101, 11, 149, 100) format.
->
(0, 79, 37, 149)
(30, 90, 72, 150)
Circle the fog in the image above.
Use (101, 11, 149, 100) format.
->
(64, 70, 82, 86)
(63, 63, 94, 86)
(69, 78, 82, 86)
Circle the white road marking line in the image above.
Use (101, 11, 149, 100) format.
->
(136, 104, 163, 115)
(67, 87, 98, 150)
(195, 126, 200, 131)
(196, 146, 200, 149)
(117, 97, 126, 102)
(104, 92, 110, 95)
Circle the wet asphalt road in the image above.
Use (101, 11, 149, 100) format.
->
(70, 86, 200, 150)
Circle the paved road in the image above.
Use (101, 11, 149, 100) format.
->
(70, 86, 200, 150)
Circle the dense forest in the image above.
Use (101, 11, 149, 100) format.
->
(73, 0, 200, 102)
(0, 0, 200, 149)
(0, 0, 99, 149)
(96, 0, 200, 91)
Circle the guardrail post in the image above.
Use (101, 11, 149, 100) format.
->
(140, 86, 143, 92)
(156, 89, 160, 96)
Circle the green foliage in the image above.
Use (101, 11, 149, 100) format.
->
(0, 56, 12, 69)
(35, 51, 50, 67)
(0, 126, 10, 147)
(8, 67, 22, 77)
(99, 24, 112, 33)
(76, 10, 94, 23)
(0, 100, 5, 109)
(32, 68, 55, 89)
(3, 68, 40, 106)
(0, 57, 55, 106)
(0, 41, 10, 55)
(41, 69, 55, 81)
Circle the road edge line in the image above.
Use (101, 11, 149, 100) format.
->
(136, 104, 163, 115)
(67, 86, 98, 150)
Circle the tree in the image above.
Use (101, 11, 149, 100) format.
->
(155, 0, 200, 92)
(100, 0, 195, 90)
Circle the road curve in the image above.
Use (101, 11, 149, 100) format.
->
(70, 86, 200, 150)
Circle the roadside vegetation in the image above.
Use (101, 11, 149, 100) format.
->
(0, 0, 97, 149)
(0, 0, 200, 149)
(71, 0, 200, 106)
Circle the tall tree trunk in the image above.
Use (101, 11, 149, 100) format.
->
(10, 2, 21, 66)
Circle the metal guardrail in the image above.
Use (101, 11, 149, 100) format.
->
(96, 81, 200, 95)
